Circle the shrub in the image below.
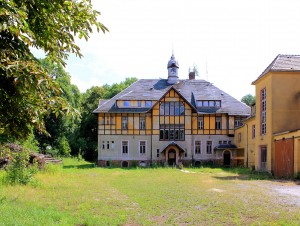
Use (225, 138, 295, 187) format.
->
(1, 144, 38, 185)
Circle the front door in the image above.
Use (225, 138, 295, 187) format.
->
(223, 150, 231, 166)
(168, 149, 176, 166)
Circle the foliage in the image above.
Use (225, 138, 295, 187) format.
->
(241, 94, 255, 106)
(0, 0, 108, 139)
(1, 143, 38, 185)
(73, 78, 138, 161)
(57, 136, 71, 157)
(21, 131, 39, 153)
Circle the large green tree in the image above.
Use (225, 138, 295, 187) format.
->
(0, 0, 108, 139)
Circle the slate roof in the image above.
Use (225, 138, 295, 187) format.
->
(252, 54, 300, 84)
(93, 79, 250, 116)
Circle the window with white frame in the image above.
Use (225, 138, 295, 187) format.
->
(195, 141, 201, 154)
(122, 116, 128, 129)
(140, 117, 146, 130)
(198, 116, 204, 129)
(139, 141, 146, 154)
(215, 116, 222, 130)
(261, 88, 266, 135)
(206, 141, 212, 154)
(122, 141, 128, 154)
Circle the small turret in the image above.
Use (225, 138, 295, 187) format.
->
(167, 53, 179, 84)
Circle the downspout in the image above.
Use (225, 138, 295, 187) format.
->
(246, 123, 248, 168)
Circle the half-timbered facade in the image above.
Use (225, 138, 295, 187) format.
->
(93, 54, 250, 167)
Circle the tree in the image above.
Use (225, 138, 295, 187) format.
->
(241, 94, 255, 106)
(0, 0, 108, 139)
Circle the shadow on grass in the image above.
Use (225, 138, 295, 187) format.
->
(63, 164, 96, 169)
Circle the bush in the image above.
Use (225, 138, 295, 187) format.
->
(1, 144, 38, 185)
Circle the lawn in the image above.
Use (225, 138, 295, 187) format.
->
(0, 158, 300, 225)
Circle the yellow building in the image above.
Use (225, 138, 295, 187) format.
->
(237, 54, 300, 177)
(93, 53, 250, 167)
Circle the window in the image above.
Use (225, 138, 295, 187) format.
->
(140, 117, 146, 130)
(215, 116, 221, 130)
(106, 117, 110, 125)
(228, 140, 232, 144)
(159, 102, 184, 116)
(122, 141, 128, 154)
(159, 124, 185, 141)
(102, 141, 105, 149)
(195, 141, 201, 154)
(219, 140, 222, 145)
(252, 125, 256, 139)
(138, 101, 142, 107)
(111, 141, 115, 150)
(261, 88, 266, 135)
(260, 146, 267, 170)
(123, 101, 130, 107)
(157, 149, 160, 158)
(206, 141, 212, 154)
(110, 116, 114, 124)
(234, 116, 243, 128)
(238, 133, 242, 143)
(122, 116, 128, 129)
(145, 101, 152, 107)
(106, 141, 110, 149)
(139, 141, 146, 154)
(197, 100, 221, 107)
(198, 116, 204, 129)
(223, 140, 228, 144)
(101, 116, 105, 124)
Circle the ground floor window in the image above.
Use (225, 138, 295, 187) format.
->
(122, 141, 128, 154)
(195, 141, 201, 154)
(206, 141, 212, 154)
(260, 146, 267, 170)
(139, 141, 146, 154)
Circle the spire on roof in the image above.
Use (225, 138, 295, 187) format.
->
(167, 51, 179, 84)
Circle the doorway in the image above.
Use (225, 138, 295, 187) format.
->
(168, 149, 176, 166)
(223, 150, 231, 166)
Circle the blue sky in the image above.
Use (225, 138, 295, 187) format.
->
(61, 0, 300, 100)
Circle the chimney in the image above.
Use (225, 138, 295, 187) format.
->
(189, 71, 195, 80)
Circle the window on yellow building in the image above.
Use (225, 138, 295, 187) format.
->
(159, 102, 184, 116)
(123, 101, 130, 107)
(140, 117, 146, 130)
(215, 116, 222, 130)
(195, 141, 201, 154)
(145, 101, 152, 107)
(159, 124, 184, 141)
(198, 116, 204, 129)
(261, 88, 267, 135)
(138, 101, 142, 107)
(252, 125, 256, 139)
(238, 133, 242, 143)
(122, 116, 128, 129)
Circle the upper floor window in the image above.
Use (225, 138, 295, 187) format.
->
(159, 102, 184, 116)
(122, 116, 128, 129)
(101, 116, 105, 124)
(197, 100, 221, 108)
(159, 124, 184, 141)
(238, 133, 242, 143)
(123, 101, 130, 107)
(252, 125, 256, 139)
(234, 116, 243, 128)
(138, 101, 142, 107)
(195, 141, 201, 154)
(145, 101, 152, 107)
(198, 116, 204, 129)
(215, 116, 222, 130)
(261, 88, 266, 135)
(140, 117, 146, 130)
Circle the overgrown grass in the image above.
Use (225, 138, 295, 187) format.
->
(0, 158, 299, 225)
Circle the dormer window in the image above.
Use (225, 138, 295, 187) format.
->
(197, 100, 221, 108)
(138, 101, 142, 107)
(145, 101, 152, 107)
(123, 101, 130, 107)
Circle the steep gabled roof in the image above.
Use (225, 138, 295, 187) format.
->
(93, 79, 250, 116)
(252, 54, 300, 84)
